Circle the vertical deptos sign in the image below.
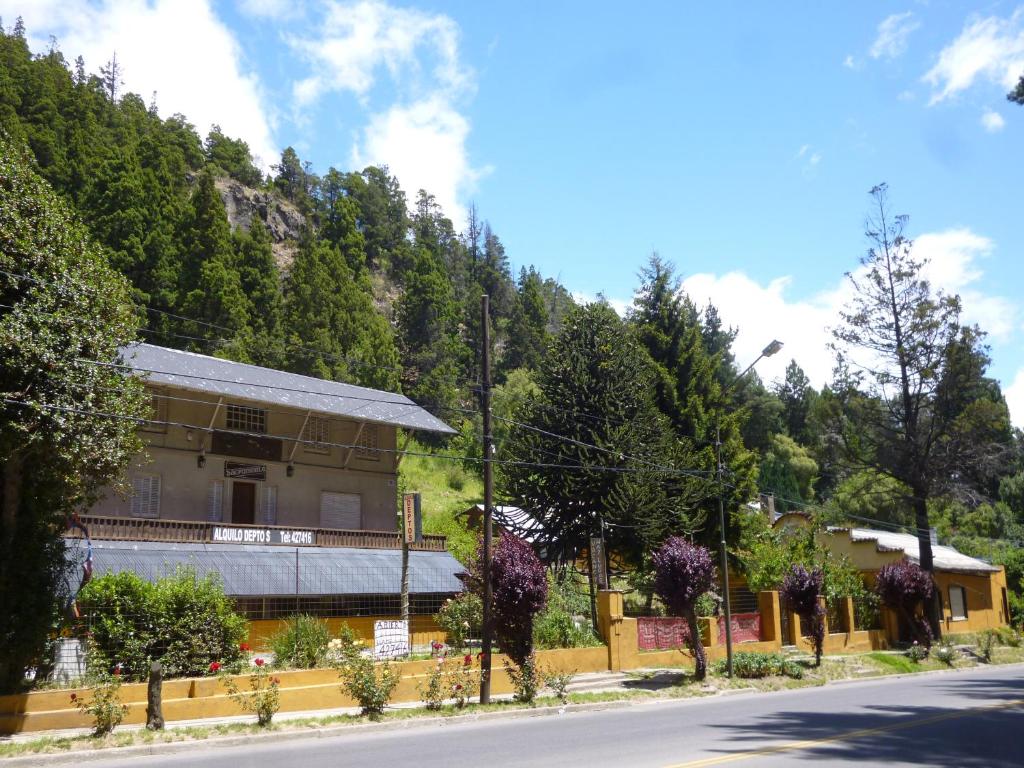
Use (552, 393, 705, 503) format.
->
(590, 536, 608, 589)
(402, 493, 422, 544)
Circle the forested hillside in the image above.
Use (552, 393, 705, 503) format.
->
(3, 19, 1023, 620)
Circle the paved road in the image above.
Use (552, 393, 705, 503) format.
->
(85, 664, 1024, 768)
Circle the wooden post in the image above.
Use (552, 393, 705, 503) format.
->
(146, 661, 164, 730)
(480, 294, 494, 705)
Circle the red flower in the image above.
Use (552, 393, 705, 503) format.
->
(112, 664, 122, 676)
(455, 684, 463, 691)
(463, 654, 472, 667)
(209, 661, 222, 673)
(254, 658, 265, 667)
(240, 642, 252, 652)
(271, 677, 281, 686)
(70, 693, 78, 702)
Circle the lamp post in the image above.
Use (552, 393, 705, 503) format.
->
(717, 339, 783, 678)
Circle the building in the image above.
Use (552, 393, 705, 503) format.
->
(774, 512, 1010, 640)
(69, 343, 464, 646)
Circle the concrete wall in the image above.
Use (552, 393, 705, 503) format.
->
(90, 385, 399, 531)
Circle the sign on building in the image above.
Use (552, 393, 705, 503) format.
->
(224, 461, 267, 480)
(402, 493, 422, 544)
(590, 536, 608, 589)
(211, 526, 316, 546)
(373, 620, 409, 659)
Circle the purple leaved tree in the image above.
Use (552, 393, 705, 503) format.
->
(652, 537, 716, 680)
(781, 565, 825, 666)
(491, 532, 548, 667)
(875, 560, 935, 648)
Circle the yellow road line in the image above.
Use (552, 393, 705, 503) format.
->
(663, 697, 1024, 768)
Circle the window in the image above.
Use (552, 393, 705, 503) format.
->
(226, 404, 267, 434)
(355, 424, 379, 461)
(206, 480, 224, 522)
(130, 474, 161, 518)
(140, 390, 167, 433)
(949, 585, 968, 621)
(261, 485, 278, 525)
(303, 416, 330, 453)
(320, 492, 361, 529)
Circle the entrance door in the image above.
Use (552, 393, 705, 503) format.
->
(231, 482, 256, 525)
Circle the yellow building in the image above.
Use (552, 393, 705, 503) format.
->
(775, 512, 1009, 639)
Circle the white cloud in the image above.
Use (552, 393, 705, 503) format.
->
(843, 54, 858, 70)
(671, 228, 1016, 391)
(871, 11, 921, 60)
(923, 9, 1024, 104)
(1006, 368, 1024, 428)
(571, 292, 629, 318)
(5, 0, 278, 170)
(350, 95, 489, 225)
(795, 144, 822, 176)
(287, 0, 480, 223)
(981, 108, 1007, 132)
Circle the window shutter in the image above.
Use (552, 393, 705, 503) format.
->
(319, 492, 361, 529)
(261, 485, 278, 525)
(207, 480, 224, 522)
(131, 474, 161, 518)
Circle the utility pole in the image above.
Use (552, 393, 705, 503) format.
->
(479, 294, 494, 704)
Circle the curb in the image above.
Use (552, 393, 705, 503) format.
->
(0, 700, 633, 767)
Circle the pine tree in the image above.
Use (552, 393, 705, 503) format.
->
(775, 360, 816, 444)
(501, 267, 549, 376)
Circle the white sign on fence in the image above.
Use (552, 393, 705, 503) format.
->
(373, 620, 409, 660)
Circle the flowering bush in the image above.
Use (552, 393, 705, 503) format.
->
(72, 671, 129, 736)
(435, 592, 483, 651)
(781, 565, 825, 667)
(652, 537, 716, 680)
(417, 656, 447, 710)
(447, 655, 479, 708)
(505, 654, 540, 704)
(906, 641, 928, 663)
(416, 651, 479, 710)
(332, 625, 400, 718)
(933, 641, 956, 666)
(875, 560, 935, 648)
(223, 660, 280, 726)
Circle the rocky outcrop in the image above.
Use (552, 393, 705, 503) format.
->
(215, 177, 304, 269)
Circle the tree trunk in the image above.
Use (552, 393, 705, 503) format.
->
(684, 607, 706, 681)
(146, 661, 164, 730)
(912, 493, 942, 639)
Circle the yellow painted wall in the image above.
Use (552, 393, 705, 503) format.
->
(245, 616, 444, 651)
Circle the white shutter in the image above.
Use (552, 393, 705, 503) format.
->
(207, 480, 224, 522)
(319, 492, 361, 529)
(261, 485, 278, 525)
(131, 474, 161, 518)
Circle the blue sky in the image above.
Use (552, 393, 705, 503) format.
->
(9, 1, 1024, 423)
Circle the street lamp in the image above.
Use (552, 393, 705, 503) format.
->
(717, 339, 783, 678)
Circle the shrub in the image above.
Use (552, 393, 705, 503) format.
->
(695, 591, 719, 618)
(268, 615, 331, 669)
(781, 565, 825, 667)
(491, 533, 548, 667)
(994, 626, 1021, 648)
(533, 606, 601, 650)
(653, 537, 716, 680)
(446, 655, 479, 708)
(71, 672, 128, 736)
(933, 641, 957, 666)
(542, 667, 576, 703)
(906, 641, 928, 663)
(78, 568, 246, 680)
(435, 592, 482, 651)
(713, 651, 802, 680)
(505, 654, 540, 703)
(977, 630, 997, 663)
(417, 657, 447, 710)
(874, 560, 934, 648)
(223, 659, 280, 726)
(333, 627, 400, 718)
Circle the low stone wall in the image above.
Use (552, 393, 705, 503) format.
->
(0, 646, 609, 734)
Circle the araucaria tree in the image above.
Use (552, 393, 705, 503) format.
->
(831, 184, 1012, 636)
(501, 302, 709, 627)
(652, 537, 716, 680)
(780, 565, 825, 666)
(874, 560, 935, 648)
(490, 533, 548, 701)
(0, 137, 147, 692)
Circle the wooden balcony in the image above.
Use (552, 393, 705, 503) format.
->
(68, 515, 448, 552)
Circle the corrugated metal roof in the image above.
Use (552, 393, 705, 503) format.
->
(120, 343, 456, 434)
(70, 539, 465, 596)
(464, 504, 543, 544)
(830, 527, 1001, 575)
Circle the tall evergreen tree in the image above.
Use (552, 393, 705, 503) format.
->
(501, 267, 549, 376)
(775, 360, 816, 444)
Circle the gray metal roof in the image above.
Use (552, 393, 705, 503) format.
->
(120, 343, 456, 434)
(69, 539, 465, 596)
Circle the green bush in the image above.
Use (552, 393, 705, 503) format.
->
(435, 592, 482, 650)
(977, 629, 997, 662)
(933, 641, 957, 666)
(712, 652, 803, 680)
(994, 626, 1022, 647)
(533, 606, 601, 649)
(268, 615, 332, 669)
(906, 641, 928, 663)
(78, 568, 247, 680)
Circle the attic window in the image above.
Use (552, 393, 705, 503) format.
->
(226, 404, 266, 434)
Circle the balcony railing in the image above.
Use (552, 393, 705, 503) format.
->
(68, 515, 448, 552)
